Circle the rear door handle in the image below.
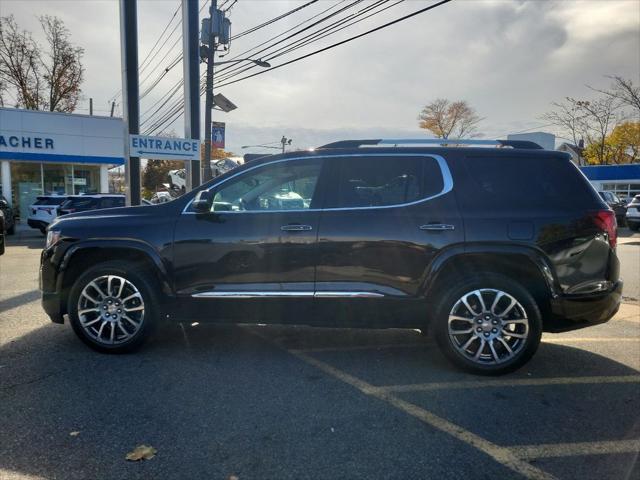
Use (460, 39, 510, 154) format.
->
(419, 223, 455, 231)
(281, 224, 313, 232)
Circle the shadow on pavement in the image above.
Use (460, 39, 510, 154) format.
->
(0, 323, 638, 480)
(0, 290, 41, 314)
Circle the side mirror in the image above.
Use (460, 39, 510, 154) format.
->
(192, 190, 213, 213)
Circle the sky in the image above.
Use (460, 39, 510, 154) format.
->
(1, 0, 639, 155)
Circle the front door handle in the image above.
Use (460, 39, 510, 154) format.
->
(281, 224, 313, 232)
(419, 223, 455, 231)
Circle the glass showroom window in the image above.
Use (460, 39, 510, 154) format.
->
(43, 163, 73, 196)
(73, 165, 100, 194)
(10, 162, 43, 220)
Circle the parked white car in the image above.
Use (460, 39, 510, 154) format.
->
(27, 195, 68, 234)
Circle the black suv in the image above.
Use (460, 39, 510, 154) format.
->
(58, 194, 126, 216)
(40, 139, 622, 374)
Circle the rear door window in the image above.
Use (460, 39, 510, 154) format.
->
(324, 155, 444, 209)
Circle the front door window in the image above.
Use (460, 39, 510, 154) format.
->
(210, 159, 322, 212)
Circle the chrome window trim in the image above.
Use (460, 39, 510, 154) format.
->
(181, 153, 453, 214)
(191, 291, 385, 298)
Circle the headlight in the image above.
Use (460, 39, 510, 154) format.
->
(45, 230, 61, 249)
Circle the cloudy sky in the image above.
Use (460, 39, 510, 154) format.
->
(1, 0, 639, 154)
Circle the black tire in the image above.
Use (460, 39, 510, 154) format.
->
(6, 222, 15, 235)
(629, 223, 640, 232)
(433, 273, 542, 375)
(67, 260, 159, 353)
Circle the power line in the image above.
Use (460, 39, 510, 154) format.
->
(146, 0, 453, 135)
(213, 0, 362, 80)
(144, 1, 351, 129)
(231, 0, 319, 40)
(215, 0, 398, 84)
(215, 0, 453, 89)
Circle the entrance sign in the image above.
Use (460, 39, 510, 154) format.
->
(211, 122, 225, 149)
(129, 135, 200, 161)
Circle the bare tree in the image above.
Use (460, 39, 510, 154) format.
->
(418, 99, 483, 139)
(0, 14, 84, 112)
(598, 76, 640, 116)
(542, 95, 622, 164)
(541, 98, 586, 147)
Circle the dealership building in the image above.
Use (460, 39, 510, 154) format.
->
(0, 107, 125, 220)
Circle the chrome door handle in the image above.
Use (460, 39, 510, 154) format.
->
(281, 224, 313, 231)
(419, 224, 455, 231)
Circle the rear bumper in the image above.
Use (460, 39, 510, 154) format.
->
(547, 280, 623, 332)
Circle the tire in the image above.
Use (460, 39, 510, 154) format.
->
(6, 222, 15, 235)
(629, 223, 640, 232)
(433, 273, 542, 375)
(67, 260, 159, 353)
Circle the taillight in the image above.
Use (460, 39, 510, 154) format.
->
(592, 209, 617, 249)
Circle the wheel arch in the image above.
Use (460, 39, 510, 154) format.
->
(57, 240, 173, 317)
(424, 244, 559, 325)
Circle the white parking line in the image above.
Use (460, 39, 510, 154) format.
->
(247, 327, 557, 480)
(510, 439, 640, 460)
(376, 375, 640, 393)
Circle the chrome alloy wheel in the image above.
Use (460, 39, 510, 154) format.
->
(447, 289, 529, 365)
(76, 275, 145, 345)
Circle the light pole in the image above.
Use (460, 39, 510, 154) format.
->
(201, 11, 270, 183)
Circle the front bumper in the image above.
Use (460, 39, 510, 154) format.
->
(547, 280, 623, 332)
(28, 219, 48, 230)
(40, 249, 65, 324)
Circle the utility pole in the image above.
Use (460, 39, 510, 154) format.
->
(119, 0, 141, 206)
(202, 0, 217, 182)
(110, 101, 116, 117)
(89, 98, 93, 115)
(182, 0, 201, 190)
(281, 135, 292, 153)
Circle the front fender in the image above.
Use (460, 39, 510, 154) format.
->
(55, 238, 174, 296)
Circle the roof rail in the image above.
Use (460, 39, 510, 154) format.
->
(319, 139, 544, 150)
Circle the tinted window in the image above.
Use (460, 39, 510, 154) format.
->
(210, 159, 323, 212)
(325, 156, 444, 208)
(462, 156, 601, 210)
(62, 197, 98, 209)
(101, 197, 124, 208)
(34, 197, 67, 206)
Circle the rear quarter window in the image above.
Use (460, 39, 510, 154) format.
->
(460, 155, 601, 210)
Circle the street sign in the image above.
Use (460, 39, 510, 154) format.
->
(211, 122, 225, 149)
(129, 135, 200, 161)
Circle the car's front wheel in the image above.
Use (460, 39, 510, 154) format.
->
(434, 274, 542, 375)
(67, 261, 158, 353)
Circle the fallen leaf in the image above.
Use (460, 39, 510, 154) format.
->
(69, 431, 80, 437)
(126, 445, 157, 461)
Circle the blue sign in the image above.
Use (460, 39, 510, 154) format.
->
(130, 135, 200, 161)
(211, 122, 225, 149)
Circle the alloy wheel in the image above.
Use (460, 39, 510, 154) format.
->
(447, 289, 529, 365)
(76, 275, 145, 345)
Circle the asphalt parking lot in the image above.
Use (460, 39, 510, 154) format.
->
(1, 227, 639, 480)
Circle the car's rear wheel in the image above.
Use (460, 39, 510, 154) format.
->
(67, 261, 158, 353)
(434, 274, 542, 375)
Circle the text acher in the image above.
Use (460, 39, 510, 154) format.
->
(0, 135, 55, 149)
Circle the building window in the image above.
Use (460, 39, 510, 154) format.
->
(10, 162, 43, 220)
(43, 163, 73, 196)
(72, 165, 100, 194)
